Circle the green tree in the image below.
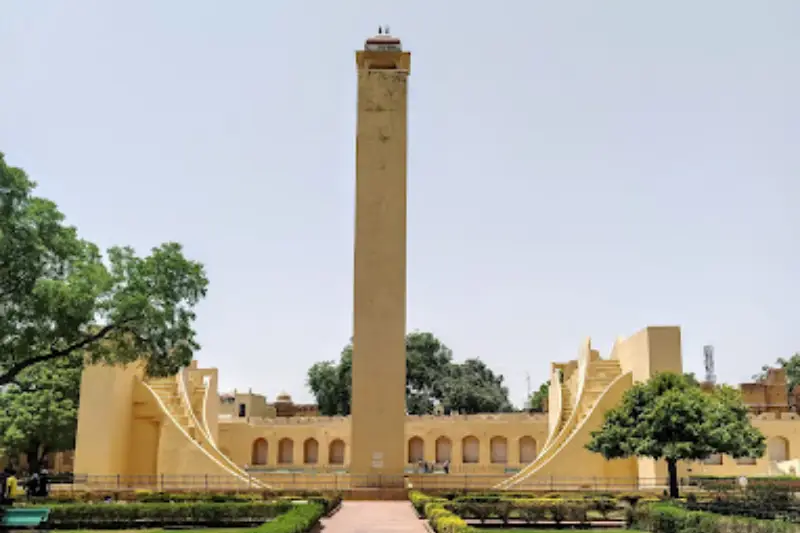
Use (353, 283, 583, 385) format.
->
(306, 331, 513, 415)
(440, 358, 514, 414)
(405, 332, 453, 414)
(0, 355, 83, 472)
(587, 372, 765, 498)
(0, 154, 209, 386)
(753, 353, 800, 392)
(527, 381, 550, 412)
(306, 345, 352, 417)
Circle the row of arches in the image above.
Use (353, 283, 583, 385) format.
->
(704, 436, 791, 466)
(408, 436, 537, 464)
(251, 438, 345, 465)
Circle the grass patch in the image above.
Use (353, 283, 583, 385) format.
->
(55, 530, 256, 533)
(474, 530, 641, 532)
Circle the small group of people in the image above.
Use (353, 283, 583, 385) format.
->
(415, 459, 450, 474)
(0, 466, 50, 506)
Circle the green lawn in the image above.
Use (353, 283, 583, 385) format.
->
(57, 530, 256, 533)
(475, 530, 640, 532)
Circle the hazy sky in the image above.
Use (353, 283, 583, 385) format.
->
(2, 1, 798, 407)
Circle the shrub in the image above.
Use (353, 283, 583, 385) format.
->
(566, 501, 589, 525)
(46, 501, 291, 529)
(255, 502, 324, 533)
(425, 502, 479, 533)
(453, 494, 502, 503)
(451, 502, 495, 523)
(518, 501, 547, 524)
(685, 481, 800, 522)
(409, 491, 446, 517)
(588, 496, 618, 518)
(309, 493, 342, 515)
(634, 502, 798, 533)
(549, 501, 568, 525)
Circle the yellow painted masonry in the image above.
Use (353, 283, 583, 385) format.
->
(67, 33, 800, 491)
(72, 325, 800, 491)
(350, 40, 411, 485)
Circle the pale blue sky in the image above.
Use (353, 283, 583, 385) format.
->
(2, 1, 798, 407)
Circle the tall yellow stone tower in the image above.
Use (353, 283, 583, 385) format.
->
(350, 28, 411, 487)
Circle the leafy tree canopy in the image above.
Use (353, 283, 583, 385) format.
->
(587, 372, 765, 498)
(0, 153, 209, 386)
(753, 353, 800, 392)
(0, 355, 82, 472)
(527, 381, 549, 412)
(307, 331, 514, 416)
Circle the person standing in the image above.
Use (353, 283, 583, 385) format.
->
(0, 467, 9, 506)
(37, 469, 50, 498)
(25, 471, 39, 500)
(2, 467, 18, 505)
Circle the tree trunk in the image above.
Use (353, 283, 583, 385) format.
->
(26, 448, 40, 474)
(666, 458, 679, 499)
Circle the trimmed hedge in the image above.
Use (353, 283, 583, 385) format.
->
(411, 490, 657, 528)
(450, 499, 592, 526)
(425, 501, 478, 533)
(255, 502, 325, 533)
(39, 495, 340, 530)
(634, 502, 798, 533)
(46, 501, 290, 528)
(410, 491, 446, 516)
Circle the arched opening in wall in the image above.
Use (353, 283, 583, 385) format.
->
(303, 438, 319, 464)
(768, 436, 790, 462)
(329, 439, 345, 465)
(435, 437, 452, 463)
(519, 436, 537, 464)
(703, 453, 723, 465)
(408, 436, 424, 464)
(462, 436, 479, 464)
(251, 438, 268, 465)
(278, 438, 294, 464)
(490, 436, 508, 464)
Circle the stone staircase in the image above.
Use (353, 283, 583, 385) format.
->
(558, 385, 573, 427)
(147, 378, 202, 442)
(577, 360, 621, 421)
(496, 359, 622, 489)
(145, 375, 267, 488)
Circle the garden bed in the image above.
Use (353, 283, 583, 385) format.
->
(13, 494, 340, 532)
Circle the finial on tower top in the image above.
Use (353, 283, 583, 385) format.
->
(365, 25, 402, 51)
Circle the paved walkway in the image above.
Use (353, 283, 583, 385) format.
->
(320, 501, 429, 532)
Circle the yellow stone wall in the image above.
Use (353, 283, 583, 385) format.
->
(73, 363, 143, 476)
(69, 324, 800, 490)
(217, 412, 548, 473)
(350, 45, 411, 483)
(64, 34, 800, 491)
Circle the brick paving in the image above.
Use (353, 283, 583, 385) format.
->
(320, 501, 429, 532)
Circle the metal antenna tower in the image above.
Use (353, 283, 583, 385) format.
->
(704, 345, 716, 384)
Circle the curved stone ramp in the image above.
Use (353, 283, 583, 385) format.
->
(173, 371, 265, 486)
(143, 378, 268, 489)
(496, 356, 624, 490)
(496, 344, 595, 489)
(499, 370, 633, 490)
(320, 502, 428, 532)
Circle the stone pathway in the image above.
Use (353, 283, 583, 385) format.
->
(320, 501, 429, 532)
